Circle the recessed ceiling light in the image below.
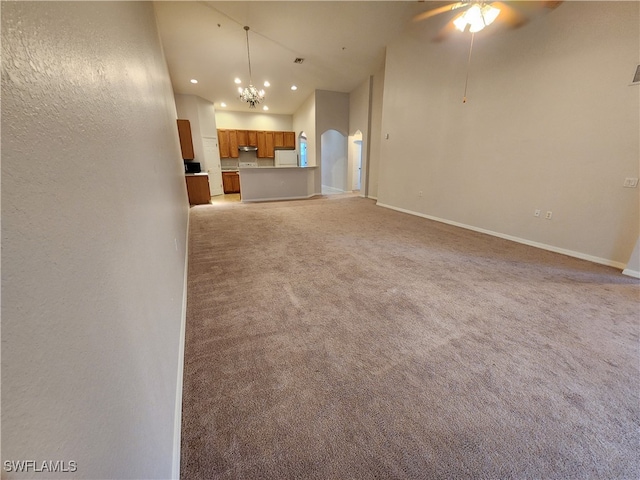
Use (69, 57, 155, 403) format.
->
(190, 79, 198, 84)
(263, 106, 269, 111)
(220, 102, 227, 107)
(264, 81, 270, 87)
(291, 85, 298, 91)
(234, 78, 241, 84)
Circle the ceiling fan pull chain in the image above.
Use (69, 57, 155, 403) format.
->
(463, 32, 475, 103)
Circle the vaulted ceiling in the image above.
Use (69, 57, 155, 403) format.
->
(154, 1, 430, 115)
(154, 1, 562, 115)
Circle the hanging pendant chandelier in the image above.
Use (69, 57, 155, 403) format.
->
(239, 26, 265, 108)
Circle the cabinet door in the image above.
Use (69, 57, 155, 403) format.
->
(218, 129, 230, 158)
(185, 175, 210, 205)
(283, 131, 295, 149)
(177, 119, 195, 160)
(257, 131, 275, 158)
(256, 131, 267, 158)
(265, 132, 275, 158)
(228, 130, 239, 158)
(273, 131, 284, 148)
(236, 130, 248, 146)
(231, 173, 241, 193)
(247, 130, 258, 147)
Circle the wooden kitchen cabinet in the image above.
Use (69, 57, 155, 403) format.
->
(283, 131, 295, 149)
(177, 119, 195, 160)
(218, 129, 230, 158)
(274, 131, 284, 148)
(273, 131, 295, 149)
(222, 171, 241, 194)
(185, 175, 210, 205)
(236, 130, 248, 146)
(257, 131, 275, 158)
(247, 130, 258, 147)
(217, 129, 239, 158)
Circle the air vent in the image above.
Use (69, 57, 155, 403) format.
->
(294, 57, 305, 64)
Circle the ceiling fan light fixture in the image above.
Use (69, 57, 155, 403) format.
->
(482, 4, 501, 26)
(454, 3, 501, 33)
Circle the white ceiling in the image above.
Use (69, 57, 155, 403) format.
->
(154, 1, 434, 115)
(154, 1, 560, 115)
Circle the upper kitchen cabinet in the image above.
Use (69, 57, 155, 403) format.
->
(274, 131, 296, 149)
(247, 130, 258, 147)
(177, 119, 195, 160)
(235, 130, 258, 147)
(236, 130, 248, 147)
(218, 129, 239, 158)
(257, 131, 275, 158)
(283, 131, 295, 149)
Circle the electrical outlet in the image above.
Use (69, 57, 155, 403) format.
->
(545, 211, 553, 220)
(623, 177, 638, 188)
(418, 190, 423, 197)
(534, 209, 541, 217)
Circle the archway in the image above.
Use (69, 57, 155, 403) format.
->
(321, 129, 347, 195)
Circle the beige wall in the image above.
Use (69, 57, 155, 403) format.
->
(349, 77, 371, 193)
(378, 1, 639, 268)
(293, 91, 317, 166)
(215, 110, 293, 131)
(367, 66, 386, 200)
(175, 94, 219, 164)
(2, 2, 189, 478)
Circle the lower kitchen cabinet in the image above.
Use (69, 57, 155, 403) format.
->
(222, 171, 241, 194)
(185, 174, 211, 205)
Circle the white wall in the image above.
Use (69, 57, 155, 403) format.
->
(2, 3, 188, 479)
(349, 77, 371, 193)
(215, 111, 293, 131)
(367, 66, 385, 200)
(321, 130, 348, 192)
(293, 92, 317, 167)
(378, 1, 639, 268)
(175, 94, 219, 164)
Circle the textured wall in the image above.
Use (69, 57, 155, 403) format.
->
(378, 1, 639, 267)
(2, 2, 188, 479)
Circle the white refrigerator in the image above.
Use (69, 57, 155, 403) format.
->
(275, 150, 298, 167)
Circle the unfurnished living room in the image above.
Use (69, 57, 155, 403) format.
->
(2, 1, 639, 479)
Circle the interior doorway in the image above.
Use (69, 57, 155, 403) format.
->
(321, 129, 347, 195)
(352, 130, 363, 192)
(202, 137, 223, 197)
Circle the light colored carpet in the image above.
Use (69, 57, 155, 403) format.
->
(181, 195, 639, 479)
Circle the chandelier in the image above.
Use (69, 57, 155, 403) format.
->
(239, 26, 265, 108)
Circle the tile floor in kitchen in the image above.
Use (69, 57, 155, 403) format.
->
(210, 193, 241, 204)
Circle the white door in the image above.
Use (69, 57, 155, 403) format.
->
(202, 137, 223, 196)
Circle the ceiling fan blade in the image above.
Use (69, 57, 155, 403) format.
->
(432, 18, 459, 43)
(491, 1, 529, 29)
(413, 2, 467, 23)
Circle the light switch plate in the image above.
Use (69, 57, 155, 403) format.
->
(623, 177, 638, 188)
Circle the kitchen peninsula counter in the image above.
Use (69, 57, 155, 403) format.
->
(239, 166, 320, 203)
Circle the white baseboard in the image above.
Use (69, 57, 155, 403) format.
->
(376, 202, 627, 271)
(172, 213, 190, 480)
(622, 268, 640, 279)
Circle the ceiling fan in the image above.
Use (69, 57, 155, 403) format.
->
(412, 1, 562, 103)
(414, 1, 562, 42)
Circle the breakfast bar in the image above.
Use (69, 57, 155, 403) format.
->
(239, 166, 320, 203)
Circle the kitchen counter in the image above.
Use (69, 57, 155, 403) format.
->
(239, 166, 320, 203)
